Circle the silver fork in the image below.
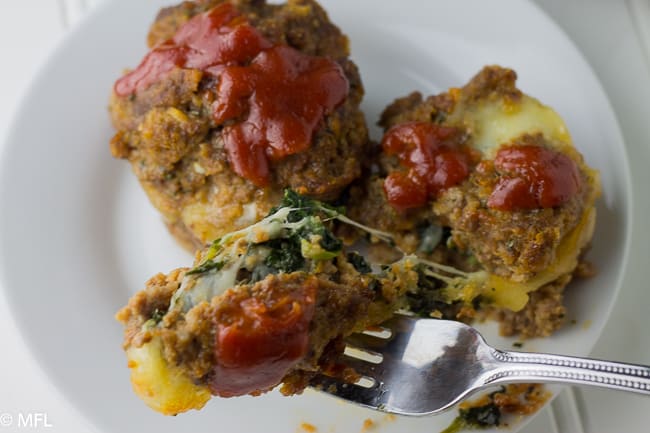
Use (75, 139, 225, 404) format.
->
(309, 315, 650, 416)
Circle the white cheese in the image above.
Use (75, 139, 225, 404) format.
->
(454, 95, 572, 158)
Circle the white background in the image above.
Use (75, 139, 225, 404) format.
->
(0, 0, 649, 432)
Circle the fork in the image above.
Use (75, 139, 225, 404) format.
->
(309, 315, 650, 416)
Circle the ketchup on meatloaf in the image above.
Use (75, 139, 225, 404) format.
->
(109, 0, 369, 250)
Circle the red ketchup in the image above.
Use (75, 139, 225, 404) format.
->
(114, 4, 271, 96)
(210, 278, 317, 397)
(213, 46, 349, 186)
(487, 144, 581, 211)
(114, 3, 349, 187)
(381, 122, 469, 210)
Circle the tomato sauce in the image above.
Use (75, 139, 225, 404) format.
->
(114, 3, 349, 186)
(487, 144, 581, 211)
(381, 122, 470, 210)
(214, 45, 349, 186)
(210, 278, 317, 397)
(114, 4, 270, 96)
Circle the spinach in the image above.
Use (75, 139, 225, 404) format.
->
(277, 189, 395, 246)
(318, 227, 343, 252)
(450, 386, 505, 430)
(269, 190, 344, 261)
(186, 260, 225, 276)
(458, 403, 501, 427)
(263, 238, 305, 273)
(406, 267, 445, 317)
(294, 216, 337, 244)
(347, 252, 372, 274)
(274, 189, 344, 222)
(150, 308, 165, 324)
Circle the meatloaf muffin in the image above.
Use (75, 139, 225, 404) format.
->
(347, 66, 600, 337)
(109, 0, 368, 251)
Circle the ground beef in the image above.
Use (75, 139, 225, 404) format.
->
(116, 269, 183, 348)
(491, 274, 570, 338)
(378, 90, 456, 130)
(116, 268, 216, 381)
(346, 176, 434, 250)
(116, 253, 414, 397)
(109, 0, 368, 250)
(373, 67, 595, 281)
(345, 66, 598, 337)
(464, 273, 572, 338)
(432, 132, 593, 282)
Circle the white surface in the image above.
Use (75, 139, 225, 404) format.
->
(536, 1, 650, 432)
(0, 1, 647, 432)
(0, 5, 99, 433)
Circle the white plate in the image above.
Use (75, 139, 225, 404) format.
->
(0, 0, 631, 432)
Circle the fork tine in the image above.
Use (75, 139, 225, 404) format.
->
(337, 354, 380, 377)
(383, 313, 418, 333)
(345, 332, 391, 351)
(309, 374, 384, 408)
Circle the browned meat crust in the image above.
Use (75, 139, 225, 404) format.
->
(378, 90, 456, 130)
(348, 67, 593, 276)
(376, 67, 521, 133)
(117, 270, 183, 348)
(344, 66, 598, 338)
(116, 268, 215, 381)
(347, 176, 433, 248)
(116, 255, 413, 397)
(461, 274, 571, 339)
(432, 132, 592, 282)
(490, 274, 570, 338)
(109, 0, 368, 249)
(365, 67, 595, 281)
(147, 0, 350, 58)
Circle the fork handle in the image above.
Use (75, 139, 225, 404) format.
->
(484, 349, 650, 394)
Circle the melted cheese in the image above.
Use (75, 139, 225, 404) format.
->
(183, 256, 243, 309)
(486, 206, 596, 311)
(451, 95, 572, 158)
(235, 202, 259, 226)
(181, 200, 265, 245)
(439, 197, 596, 312)
(126, 337, 211, 415)
(442, 89, 600, 311)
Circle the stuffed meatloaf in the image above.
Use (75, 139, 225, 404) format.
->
(347, 66, 600, 337)
(111, 0, 601, 414)
(115, 67, 600, 414)
(109, 0, 368, 251)
(116, 192, 420, 415)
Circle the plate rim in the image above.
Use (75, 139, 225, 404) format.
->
(0, 0, 634, 432)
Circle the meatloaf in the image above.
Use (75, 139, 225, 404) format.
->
(347, 66, 600, 337)
(116, 192, 417, 415)
(109, 0, 368, 251)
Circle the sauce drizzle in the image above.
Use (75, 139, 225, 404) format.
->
(114, 4, 270, 96)
(382, 121, 469, 210)
(214, 45, 349, 186)
(114, 3, 349, 186)
(487, 144, 581, 211)
(211, 278, 317, 397)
